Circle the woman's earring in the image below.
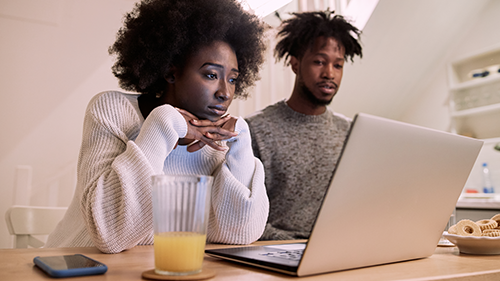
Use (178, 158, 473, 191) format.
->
(155, 91, 165, 99)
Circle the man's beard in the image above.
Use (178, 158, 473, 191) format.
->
(298, 79, 334, 106)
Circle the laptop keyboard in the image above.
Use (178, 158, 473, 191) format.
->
(259, 249, 304, 261)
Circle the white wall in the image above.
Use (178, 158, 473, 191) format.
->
(399, 0, 500, 191)
(0, 0, 136, 248)
(399, 1, 500, 130)
(330, 0, 491, 121)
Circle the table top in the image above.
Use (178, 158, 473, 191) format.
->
(2, 240, 500, 280)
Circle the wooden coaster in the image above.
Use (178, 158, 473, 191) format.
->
(142, 268, 216, 280)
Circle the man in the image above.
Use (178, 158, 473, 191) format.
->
(245, 10, 363, 240)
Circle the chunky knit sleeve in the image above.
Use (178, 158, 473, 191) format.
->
(206, 117, 269, 244)
(78, 92, 187, 253)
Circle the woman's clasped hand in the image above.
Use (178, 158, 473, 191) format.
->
(175, 108, 238, 152)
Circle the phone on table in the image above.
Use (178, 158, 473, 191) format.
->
(33, 254, 108, 278)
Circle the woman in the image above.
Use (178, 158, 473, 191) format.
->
(46, 0, 269, 254)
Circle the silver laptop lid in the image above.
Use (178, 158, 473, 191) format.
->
(298, 113, 482, 276)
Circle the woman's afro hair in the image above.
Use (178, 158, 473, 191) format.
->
(274, 10, 362, 65)
(109, 0, 267, 98)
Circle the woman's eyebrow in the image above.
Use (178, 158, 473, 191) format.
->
(200, 62, 239, 73)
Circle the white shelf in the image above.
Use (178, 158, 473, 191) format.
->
(451, 103, 500, 117)
(450, 74, 500, 92)
(448, 43, 500, 88)
(448, 44, 500, 139)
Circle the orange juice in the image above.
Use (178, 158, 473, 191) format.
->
(154, 232, 207, 274)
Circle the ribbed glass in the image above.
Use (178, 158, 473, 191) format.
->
(151, 175, 213, 276)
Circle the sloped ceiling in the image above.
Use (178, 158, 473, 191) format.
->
(331, 0, 491, 120)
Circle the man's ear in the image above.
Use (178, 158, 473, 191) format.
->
(290, 56, 300, 75)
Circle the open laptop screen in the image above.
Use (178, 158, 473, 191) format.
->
(206, 113, 482, 277)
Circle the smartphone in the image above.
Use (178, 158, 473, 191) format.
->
(33, 254, 108, 278)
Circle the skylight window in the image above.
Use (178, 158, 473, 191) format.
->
(239, 0, 293, 18)
(239, 0, 379, 30)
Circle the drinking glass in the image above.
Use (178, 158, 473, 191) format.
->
(151, 174, 213, 276)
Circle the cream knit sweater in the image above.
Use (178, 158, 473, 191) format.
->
(46, 91, 269, 253)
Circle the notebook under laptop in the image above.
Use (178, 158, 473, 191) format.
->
(206, 113, 483, 277)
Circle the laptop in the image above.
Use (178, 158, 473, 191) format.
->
(205, 113, 483, 277)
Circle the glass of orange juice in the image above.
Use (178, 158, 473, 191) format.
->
(151, 175, 212, 276)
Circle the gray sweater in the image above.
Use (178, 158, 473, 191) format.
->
(245, 100, 351, 240)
